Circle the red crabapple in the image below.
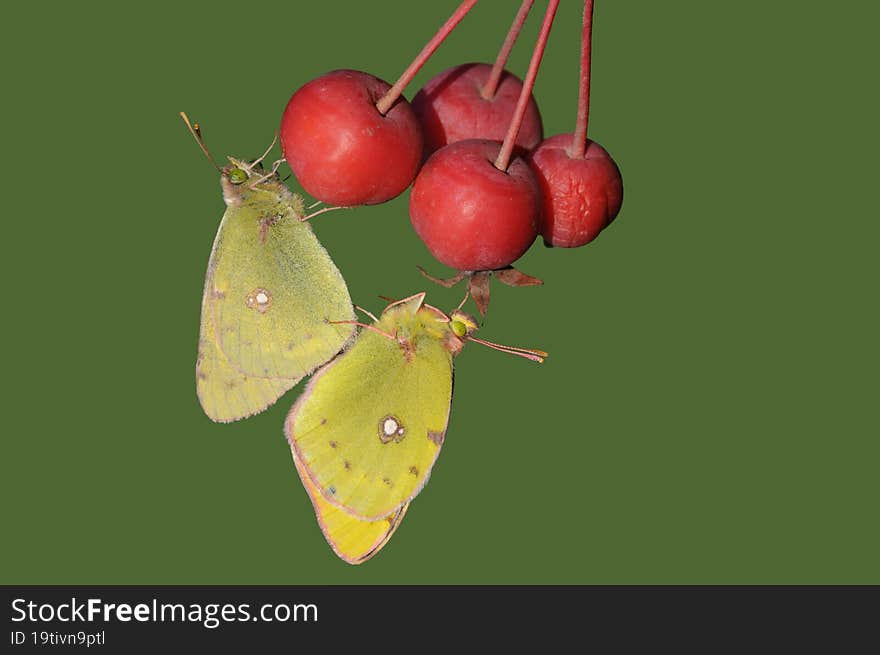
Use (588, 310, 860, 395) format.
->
(279, 2, 479, 206)
(528, 134, 622, 247)
(280, 70, 422, 206)
(412, 63, 542, 158)
(529, 0, 623, 247)
(409, 139, 540, 271)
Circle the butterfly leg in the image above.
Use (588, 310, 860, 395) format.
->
(247, 132, 279, 170)
(354, 305, 380, 323)
(327, 319, 397, 342)
(454, 287, 471, 312)
(249, 158, 286, 188)
(301, 205, 349, 222)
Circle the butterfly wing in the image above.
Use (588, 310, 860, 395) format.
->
(196, 300, 293, 423)
(286, 300, 453, 520)
(209, 188, 354, 379)
(197, 181, 355, 422)
(293, 449, 408, 564)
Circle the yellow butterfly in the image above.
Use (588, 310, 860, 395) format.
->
(286, 293, 545, 562)
(183, 113, 355, 422)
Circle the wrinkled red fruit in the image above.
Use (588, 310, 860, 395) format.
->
(410, 139, 540, 271)
(528, 134, 623, 247)
(280, 70, 423, 206)
(412, 63, 543, 158)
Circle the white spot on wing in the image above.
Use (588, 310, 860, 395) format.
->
(246, 287, 272, 313)
(378, 415, 406, 444)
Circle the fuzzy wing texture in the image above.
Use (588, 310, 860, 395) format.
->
(197, 189, 354, 422)
(293, 450, 408, 565)
(210, 195, 354, 380)
(197, 305, 293, 423)
(287, 324, 453, 520)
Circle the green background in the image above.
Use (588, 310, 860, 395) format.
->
(1, 0, 877, 583)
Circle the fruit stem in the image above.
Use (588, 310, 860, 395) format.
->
(480, 0, 535, 100)
(571, 0, 593, 159)
(494, 0, 559, 171)
(375, 0, 479, 115)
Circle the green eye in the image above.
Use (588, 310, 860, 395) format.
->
(450, 310, 478, 337)
(228, 168, 248, 184)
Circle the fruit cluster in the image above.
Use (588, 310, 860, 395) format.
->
(187, 0, 625, 565)
(280, 0, 622, 312)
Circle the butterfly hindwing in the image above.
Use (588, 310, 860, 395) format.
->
(196, 301, 293, 423)
(286, 295, 454, 520)
(293, 449, 408, 564)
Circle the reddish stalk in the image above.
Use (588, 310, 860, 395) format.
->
(571, 0, 594, 159)
(494, 0, 559, 171)
(480, 0, 535, 99)
(375, 0, 479, 115)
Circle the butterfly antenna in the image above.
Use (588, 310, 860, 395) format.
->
(180, 111, 222, 171)
(353, 305, 379, 323)
(328, 319, 396, 342)
(307, 200, 323, 210)
(378, 295, 398, 303)
(467, 335, 547, 363)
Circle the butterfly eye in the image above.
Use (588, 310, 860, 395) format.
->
(227, 168, 248, 185)
(451, 320, 468, 338)
(450, 310, 478, 337)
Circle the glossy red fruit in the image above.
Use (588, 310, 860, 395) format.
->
(412, 63, 543, 158)
(528, 134, 623, 248)
(280, 70, 423, 206)
(410, 139, 540, 271)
